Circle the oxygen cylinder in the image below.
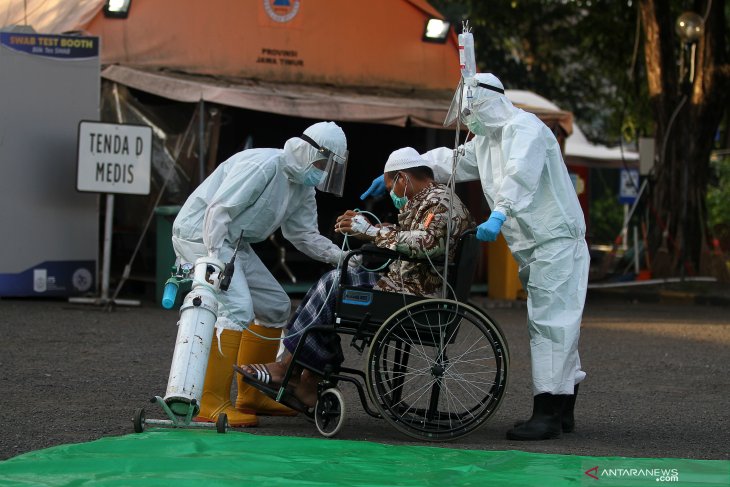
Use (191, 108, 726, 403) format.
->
(163, 256, 224, 416)
(458, 31, 476, 78)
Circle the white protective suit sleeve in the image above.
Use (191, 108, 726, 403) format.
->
(202, 164, 272, 257)
(492, 123, 547, 217)
(422, 143, 481, 184)
(280, 188, 343, 266)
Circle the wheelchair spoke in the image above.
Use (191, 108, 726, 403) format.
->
(445, 362, 491, 403)
(388, 375, 439, 414)
(444, 371, 496, 400)
(389, 331, 432, 365)
(377, 361, 431, 395)
(442, 328, 489, 363)
(378, 363, 432, 382)
(447, 372, 497, 384)
(448, 355, 498, 368)
(405, 304, 439, 348)
(453, 372, 495, 407)
(378, 366, 432, 395)
(379, 354, 430, 373)
(441, 379, 478, 421)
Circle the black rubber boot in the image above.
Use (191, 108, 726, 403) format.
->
(506, 393, 566, 440)
(561, 384, 579, 433)
(513, 384, 580, 433)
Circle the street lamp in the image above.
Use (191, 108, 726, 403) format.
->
(673, 11, 704, 279)
(675, 11, 704, 93)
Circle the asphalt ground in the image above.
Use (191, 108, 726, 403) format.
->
(0, 290, 728, 461)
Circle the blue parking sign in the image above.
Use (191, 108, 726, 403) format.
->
(619, 169, 640, 204)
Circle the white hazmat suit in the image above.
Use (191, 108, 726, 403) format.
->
(172, 122, 348, 331)
(425, 73, 589, 397)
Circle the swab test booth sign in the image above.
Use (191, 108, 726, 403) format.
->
(0, 30, 99, 297)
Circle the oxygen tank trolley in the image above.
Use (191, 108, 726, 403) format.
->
(133, 234, 242, 434)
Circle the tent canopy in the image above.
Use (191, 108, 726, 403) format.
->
(101, 64, 454, 129)
(1, 0, 573, 131)
(88, 0, 461, 91)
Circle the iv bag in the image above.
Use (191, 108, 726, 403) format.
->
(458, 32, 476, 78)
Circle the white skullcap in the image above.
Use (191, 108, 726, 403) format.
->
(383, 147, 429, 173)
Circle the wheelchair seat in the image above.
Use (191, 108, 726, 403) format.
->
(334, 229, 479, 332)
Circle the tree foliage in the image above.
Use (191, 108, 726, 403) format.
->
(707, 155, 730, 231)
(431, 0, 654, 143)
(431, 0, 730, 275)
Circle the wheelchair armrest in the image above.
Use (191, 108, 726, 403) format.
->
(339, 228, 478, 291)
(359, 244, 401, 260)
(359, 244, 448, 265)
(339, 245, 448, 287)
(339, 248, 378, 286)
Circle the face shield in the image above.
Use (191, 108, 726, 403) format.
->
(300, 134, 349, 196)
(443, 77, 506, 128)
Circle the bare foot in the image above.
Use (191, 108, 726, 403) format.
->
(294, 369, 321, 408)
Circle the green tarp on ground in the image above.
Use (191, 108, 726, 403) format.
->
(0, 430, 727, 486)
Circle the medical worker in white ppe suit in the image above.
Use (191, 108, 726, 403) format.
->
(362, 73, 589, 440)
(173, 121, 350, 427)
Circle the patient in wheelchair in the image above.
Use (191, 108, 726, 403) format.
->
(237, 147, 474, 407)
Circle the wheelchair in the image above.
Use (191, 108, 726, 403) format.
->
(243, 229, 510, 441)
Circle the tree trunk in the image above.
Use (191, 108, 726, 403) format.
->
(640, 0, 729, 277)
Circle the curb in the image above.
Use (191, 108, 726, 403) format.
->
(587, 287, 730, 307)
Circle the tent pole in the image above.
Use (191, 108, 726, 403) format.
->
(101, 193, 114, 300)
(198, 99, 206, 183)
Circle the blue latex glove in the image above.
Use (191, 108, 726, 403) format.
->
(476, 211, 507, 242)
(360, 174, 386, 200)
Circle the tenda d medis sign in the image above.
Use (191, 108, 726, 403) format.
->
(76, 121, 153, 195)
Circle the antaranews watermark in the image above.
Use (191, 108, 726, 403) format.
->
(581, 459, 729, 486)
(584, 465, 679, 482)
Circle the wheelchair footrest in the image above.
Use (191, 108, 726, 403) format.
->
(237, 369, 313, 415)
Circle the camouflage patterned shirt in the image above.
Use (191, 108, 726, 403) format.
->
(372, 182, 475, 297)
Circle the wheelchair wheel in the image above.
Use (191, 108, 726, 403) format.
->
(315, 388, 346, 437)
(366, 299, 509, 441)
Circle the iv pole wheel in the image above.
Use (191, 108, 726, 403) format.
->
(216, 413, 228, 433)
(133, 408, 146, 433)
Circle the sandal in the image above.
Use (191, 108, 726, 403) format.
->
(234, 363, 279, 386)
(233, 364, 281, 385)
(234, 364, 312, 415)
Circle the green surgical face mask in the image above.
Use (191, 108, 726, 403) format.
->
(389, 174, 409, 209)
(466, 117, 487, 136)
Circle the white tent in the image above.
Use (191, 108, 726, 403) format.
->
(0, 0, 104, 33)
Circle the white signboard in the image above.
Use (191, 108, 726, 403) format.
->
(76, 121, 152, 195)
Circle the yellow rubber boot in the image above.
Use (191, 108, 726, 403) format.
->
(235, 323, 298, 416)
(195, 329, 258, 427)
